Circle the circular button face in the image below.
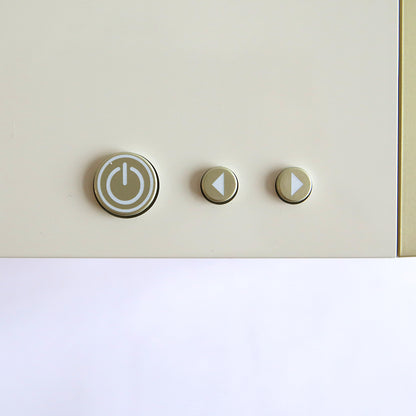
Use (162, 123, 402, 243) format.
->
(201, 166, 238, 204)
(94, 153, 159, 218)
(275, 167, 312, 204)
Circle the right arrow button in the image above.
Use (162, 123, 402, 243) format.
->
(276, 167, 312, 204)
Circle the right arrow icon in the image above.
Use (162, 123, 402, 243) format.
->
(291, 172, 304, 196)
(276, 167, 312, 204)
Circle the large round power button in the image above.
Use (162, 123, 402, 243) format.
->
(94, 153, 159, 218)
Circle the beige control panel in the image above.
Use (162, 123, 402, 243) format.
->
(0, 1, 407, 257)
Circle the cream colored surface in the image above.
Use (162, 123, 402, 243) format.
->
(399, 0, 416, 257)
(0, 1, 398, 257)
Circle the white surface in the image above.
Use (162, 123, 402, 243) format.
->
(1, 259, 415, 416)
(0, 0, 399, 257)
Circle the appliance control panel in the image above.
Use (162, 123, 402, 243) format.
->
(1, 0, 410, 257)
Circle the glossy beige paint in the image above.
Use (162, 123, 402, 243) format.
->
(0, 1, 398, 257)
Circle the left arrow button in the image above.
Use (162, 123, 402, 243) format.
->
(201, 166, 238, 204)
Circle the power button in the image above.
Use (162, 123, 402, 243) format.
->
(93, 153, 159, 218)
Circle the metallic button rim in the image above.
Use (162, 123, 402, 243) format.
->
(93, 152, 159, 218)
(200, 166, 239, 205)
(275, 167, 312, 204)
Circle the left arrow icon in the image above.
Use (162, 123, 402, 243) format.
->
(212, 173, 225, 196)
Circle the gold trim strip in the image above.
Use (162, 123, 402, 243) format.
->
(399, 0, 416, 256)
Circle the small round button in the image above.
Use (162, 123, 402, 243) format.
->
(94, 152, 159, 218)
(275, 167, 312, 204)
(201, 166, 238, 204)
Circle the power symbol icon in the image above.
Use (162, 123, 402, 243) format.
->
(94, 153, 159, 218)
(106, 162, 145, 205)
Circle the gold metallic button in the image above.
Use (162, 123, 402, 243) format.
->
(201, 166, 238, 204)
(275, 167, 312, 204)
(94, 152, 159, 218)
